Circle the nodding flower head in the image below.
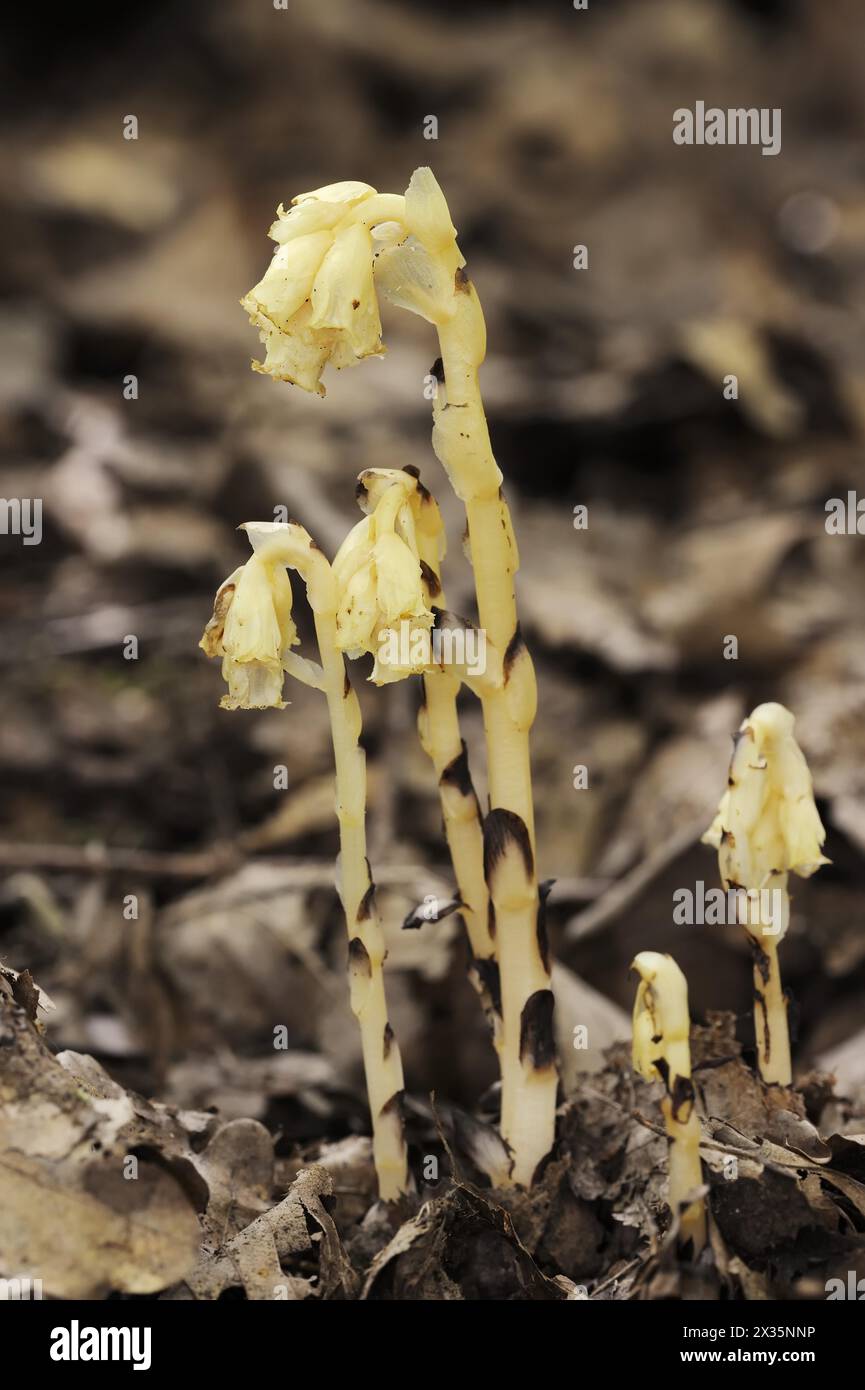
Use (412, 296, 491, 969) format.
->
(200, 543, 298, 710)
(702, 702, 828, 904)
(243, 169, 462, 397)
(242, 181, 383, 396)
(631, 951, 692, 1097)
(333, 471, 434, 683)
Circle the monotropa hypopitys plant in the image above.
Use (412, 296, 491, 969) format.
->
(702, 702, 828, 1086)
(201, 522, 410, 1199)
(632, 951, 706, 1255)
(241, 169, 555, 1188)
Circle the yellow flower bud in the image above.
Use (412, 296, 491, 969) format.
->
(243, 184, 383, 397)
(631, 951, 692, 1095)
(631, 951, 706, 1253)
(702, 702, 828, 895)
(200, 551, 297, 710)
(332, 479, 433, 680)
(244, 169, 468, 392)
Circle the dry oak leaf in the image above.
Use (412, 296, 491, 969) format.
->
(0, 1149, 201, 1299)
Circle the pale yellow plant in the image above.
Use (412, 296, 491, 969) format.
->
(201, 522, 408, 1200)
(332, 469, 434, 682)
(243, 168, 554, 1187)
(632, 951, 706, 1255)
(347, 466, 502, 1086)
(703, 702, 828, 1085)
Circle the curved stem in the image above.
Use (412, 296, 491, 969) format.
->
(414, 532, 500, 1048)
(432, 284, 556, 1187)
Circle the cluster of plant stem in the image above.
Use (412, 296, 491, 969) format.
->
(201, 169, 555, 1198)
(201, 172, 829, 1244)
(628, 703, 826, 1254)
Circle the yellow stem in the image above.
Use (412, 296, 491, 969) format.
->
(752, 929, 792, 1086)
(258, 528, 409, 1200)
(414, 532, 499, 1040)
(663, 1100, 707, 1255)
(433, 283, 556, 1187)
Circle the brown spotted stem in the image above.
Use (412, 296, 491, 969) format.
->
(432, 286, 556, 1188)
(252, 523, 409, 1200)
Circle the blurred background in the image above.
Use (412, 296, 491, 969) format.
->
(1, 0, 865, 1139)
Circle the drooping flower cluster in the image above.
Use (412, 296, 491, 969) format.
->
(241, 170, 462, 397)
(702, 702, 828, 939)
(241, 181, 383, 395)
(332, 470, 437, 683)
(199, 544, 297, 710)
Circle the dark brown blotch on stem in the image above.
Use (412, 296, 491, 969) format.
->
(519, 989, 556, 1070)
(440, 740, 475, 799)
(383, 1022, 394, 1060)
(348, 936, 371, 977)
(753, 986, 770, 1061)
(503, 624, 526, 682)
(357, 882, 376, 922)
(670, 1074, 695, 1124)
(483, 808, 535, 885)
(454, 267, 470, 293)
(748, 935, 771, 986)
(379, 1089, 404, 1121)
(536, 878, 555, 972)
(471, 953, 502, 1016)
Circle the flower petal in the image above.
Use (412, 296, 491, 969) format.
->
(374, 236, 455, 325)
(220, 657, 285, 710)
(244, 231, 333, 332)
(247, 301, 332, 396)
(269, 199, 348, 245)
(309, 223, 381, 359)
(200, 566, 244, 658)
(405, 166, 457, 253)
(373, 531, 429, 625)
(292, 181, 376, 207)
(335, 561, 378, 652)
